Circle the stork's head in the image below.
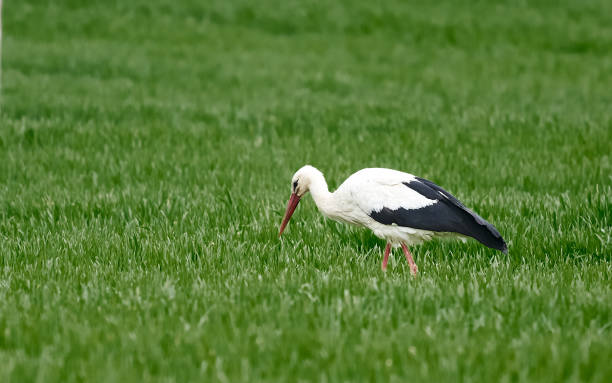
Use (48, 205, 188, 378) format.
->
(278, 165, 321, 236)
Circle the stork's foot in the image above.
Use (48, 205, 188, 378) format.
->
(401, 243, 418, 276)
(382, 243, 391, 271)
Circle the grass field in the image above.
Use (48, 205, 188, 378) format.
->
(1, 0, 611, 381)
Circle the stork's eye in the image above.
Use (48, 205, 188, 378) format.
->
(293, 180, 298, 190)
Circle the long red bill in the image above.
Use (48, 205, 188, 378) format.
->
(278, 193, 300, 236)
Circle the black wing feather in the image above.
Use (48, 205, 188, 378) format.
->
(369, 178, 507, 253)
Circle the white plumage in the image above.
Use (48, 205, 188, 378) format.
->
(279, 165, 507, 274)
(318, 168, 436, 245)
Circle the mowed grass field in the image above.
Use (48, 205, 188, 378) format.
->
(1, 0, 611, 381)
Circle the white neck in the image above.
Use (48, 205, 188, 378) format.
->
(308, 172, 335, 217)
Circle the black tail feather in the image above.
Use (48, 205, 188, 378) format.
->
(414, 177, 507, 252)
(410, 178, 507, 253)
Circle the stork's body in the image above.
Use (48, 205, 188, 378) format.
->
(279, 166, 507, 274)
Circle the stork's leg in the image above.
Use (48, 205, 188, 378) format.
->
(382, 243, 391, 271)
(401, 243, 418, 276)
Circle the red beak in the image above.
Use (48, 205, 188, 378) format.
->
(279, 193, 301, 236)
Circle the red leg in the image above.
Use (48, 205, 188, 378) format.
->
(401, 243, 418, 276)
(382, 243, 391, 271)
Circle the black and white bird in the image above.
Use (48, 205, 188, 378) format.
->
(279, 166, 507, 275)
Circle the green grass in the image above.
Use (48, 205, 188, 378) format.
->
(1, 0, 611, 381)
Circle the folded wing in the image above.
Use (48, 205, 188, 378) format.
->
(353, 174, 507, 253)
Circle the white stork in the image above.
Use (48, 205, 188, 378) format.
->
(279, 165, 507, 275)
